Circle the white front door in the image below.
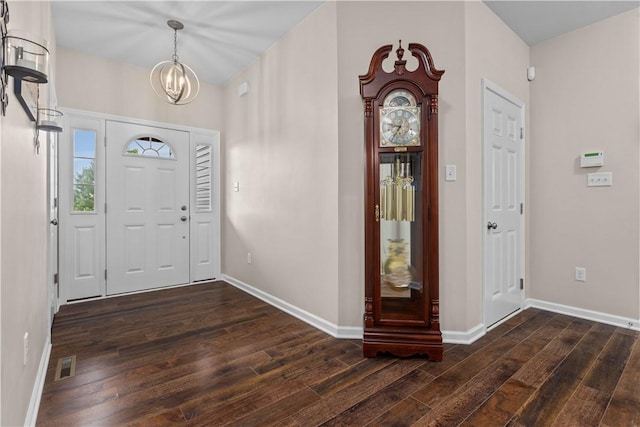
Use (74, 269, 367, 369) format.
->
(483, 80, 524, 327)
(106, 121, 190, 295)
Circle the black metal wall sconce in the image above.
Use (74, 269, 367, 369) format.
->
(4, 29, 49, 85)
(0, 0, 63, 152)
(37, 108, 63, 132)
(0, 0, 10, 115)
(33, 106, 63, 152)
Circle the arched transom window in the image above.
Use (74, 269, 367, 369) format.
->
(125, 136, 175, 159)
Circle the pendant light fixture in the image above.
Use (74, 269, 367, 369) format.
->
(150, 20, 199, 105)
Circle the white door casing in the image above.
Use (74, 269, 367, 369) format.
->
(105, 121, 190, 295)
(59, 109, 220, 303)
(483, 80, 525, 328)
(48, 131, 60, 324)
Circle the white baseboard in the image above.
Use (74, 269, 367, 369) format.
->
(335, 326, 364, 339)
(211, 279, 640, 345)
(222, 275, 362, 339)
(442, 323, 485, 344)
(24, 336, 51, 427)
(526, 298, 640, 331)
(222, 275, 495, 343)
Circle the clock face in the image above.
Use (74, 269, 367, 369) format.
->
(380, 106, 421, 147)
(383, 89, 416, 107)
(380, 90, 421, 147)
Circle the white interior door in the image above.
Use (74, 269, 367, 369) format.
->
(483, 80, 524, 327)
(106, 121, 190, 295)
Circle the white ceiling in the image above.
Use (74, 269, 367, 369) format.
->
(51, 1, 639, 86)
(483, 0, 639, 46)
(51, 1, 324, 85)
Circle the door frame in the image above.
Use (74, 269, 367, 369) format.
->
(481, 78, 526, 329)
(47, 128, 60, 327)
(58, 108, 221, 304)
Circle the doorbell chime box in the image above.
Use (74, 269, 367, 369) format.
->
(580, 151, 604, 168)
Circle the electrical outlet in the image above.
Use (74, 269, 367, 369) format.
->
(23, 332, 29, 366)
(247, 252, 252, 264)
(575, 267, 586, 282)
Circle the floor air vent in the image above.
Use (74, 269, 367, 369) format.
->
(54, 355, 76, 381)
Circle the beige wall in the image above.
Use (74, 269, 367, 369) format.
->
(334, 1, 530, 331)
(0, 2, 53, 425)
(223, 3, 340, 323)
(56, 48, 223, 131)
(335, 1, 467, 330)
(223, 1, 531, 332)
(529, 9, 640, 319)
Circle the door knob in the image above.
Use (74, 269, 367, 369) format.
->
(180, 216, 188, 222)
(50, 219, 58, 226)
(181, 205, 187, 211)
(487, 222, 497, 230)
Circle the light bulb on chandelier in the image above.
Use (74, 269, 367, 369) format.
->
(150, 20, 200, 105)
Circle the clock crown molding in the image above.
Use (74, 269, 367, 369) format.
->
(359, 41, 445, 99)
(394, 41, 407, 75)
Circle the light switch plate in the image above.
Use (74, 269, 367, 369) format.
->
(587, 172, 612, 187)
(445, 165, 457, 182)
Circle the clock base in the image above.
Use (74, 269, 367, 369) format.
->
(363, 329, 443, 360)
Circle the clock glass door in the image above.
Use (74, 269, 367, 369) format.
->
(378, 152, 425, 323)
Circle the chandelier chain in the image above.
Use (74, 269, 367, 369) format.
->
(172, 28, 179, 62)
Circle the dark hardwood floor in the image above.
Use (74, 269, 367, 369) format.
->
(37, 281, 640, 426)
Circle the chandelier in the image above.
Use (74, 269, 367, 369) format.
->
(150, 20, 199, 105)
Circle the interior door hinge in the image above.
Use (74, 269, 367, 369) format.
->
(520, 127, 524, 140)
(520, 278, 524, 290)
(53, 197, 58, 208)
(104, 203, 107, 214)
(520, 203, 524, 214)
(53, 273, 58, 284)
(104, 270, 107, 280)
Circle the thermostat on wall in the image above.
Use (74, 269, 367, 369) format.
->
(580, 151, 604, 168)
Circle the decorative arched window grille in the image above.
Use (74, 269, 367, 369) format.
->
(125, 136, 175, 159)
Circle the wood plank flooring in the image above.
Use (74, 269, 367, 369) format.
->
(37, 281, 640, 426)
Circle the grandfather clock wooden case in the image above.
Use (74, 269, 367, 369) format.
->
(360, 42, 444, 360)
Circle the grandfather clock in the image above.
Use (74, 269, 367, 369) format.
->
(359, 41, 444, 360)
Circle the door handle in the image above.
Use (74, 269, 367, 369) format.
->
(180, 216, 188, 222)
(487, 222, 497, 230)
(181, 205, 187, 211)
(50, 219, 58, 226)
